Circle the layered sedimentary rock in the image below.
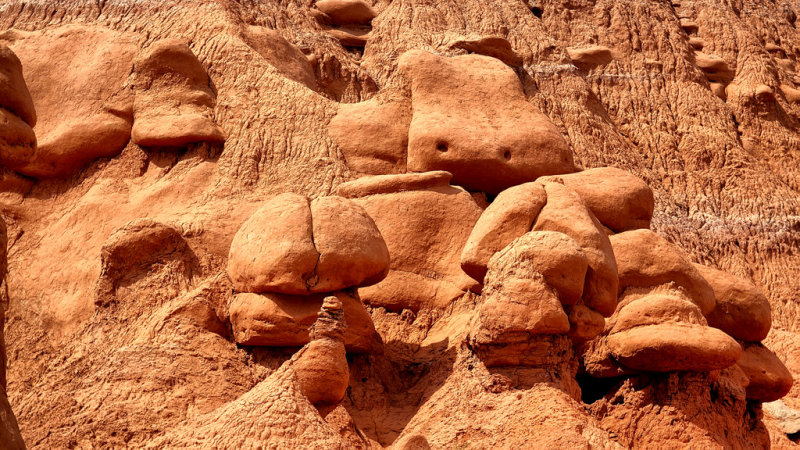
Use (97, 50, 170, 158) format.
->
(0, 0, 797, 448)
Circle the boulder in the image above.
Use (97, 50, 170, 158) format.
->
(737, 342, 793, 402)
(607, 323, 742, 372)
(694, 264, 772, 342)
(228, 290, 375, 353)
(567, 46, 614, 69)
(471, 274, 571, 344)
(227, 193, 389, 295)
(4, 25, 136, 178)
(399, 50, 576, 195)
(314, 0, 377, 26)
(610, 229, 716, 315)
(309, 196, 390, 292)
(533, 182, 618, 316)
(541, 167, 654, 232)
(336, 171, 483, 311)
(227, 193, 319, 295)
(460, 182, 547, 282)
(132, 38, 225, 147)
(471, 234, 573, 343)
(328, 97, 411, 175)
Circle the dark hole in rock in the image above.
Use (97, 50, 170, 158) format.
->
(531, 6, 543, 18)
(436, 141, 448, 152)
(576, 372, 627, 404)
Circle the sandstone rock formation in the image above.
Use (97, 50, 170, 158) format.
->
(226, 193, 385, 353)
(227, 193, 389, 295)
(612, 228, 716, 315)
(0, 45, 36, 171)
(229, 290, 375, 352)
(0, 219, 24, 449)
(399, 50, 576, 195)
(0, 0, 797, 448)
(336, 171, 481, 311)
(131, 38, 225, 148)
(2, 25, 136, 178)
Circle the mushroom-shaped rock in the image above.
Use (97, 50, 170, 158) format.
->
(609, 293, 706, 333)
(567, 45, 613, 69)
(606, 294, 741, 372)
(473, 235, 573, 338)
(461, 182, 547, 282)
(294, 296, 350, 414)
(132, 38, 225, 147)
(694, 264, 771, 342)
(5, 25, 136, 178)
(328, 97, 411, 175)
(336, 171, 482, 311)
(541, 167, 654, 232)
(449, 36, 523, 66)
(0, 44, 36, 170)
(470, 237, 571, 364)
(399, 50, 576, 195)
(314, 0, 377, 26)
(229, 290, 375, 352)
(610, 229, 715, 315)
(737, 342, 793, 402)
(227, 193, 389, 295)
(533, 181, 618, 316)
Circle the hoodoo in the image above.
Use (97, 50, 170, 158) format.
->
(0, 0, 797, 448)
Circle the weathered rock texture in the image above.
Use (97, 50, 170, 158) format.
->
(0, 0, 798, 448)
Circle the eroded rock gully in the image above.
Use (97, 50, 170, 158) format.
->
(0, 0, 799, 448)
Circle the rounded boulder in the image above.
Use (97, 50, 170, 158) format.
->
(694, 264, 772, 342)
(610, 229, 716, 315)
(607, 323, 741, 372)
(738, 342, 793, 402)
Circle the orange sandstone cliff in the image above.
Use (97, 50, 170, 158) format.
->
(0, 0, 800, 448)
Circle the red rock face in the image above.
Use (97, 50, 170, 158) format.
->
(0, 0, 798, 448)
